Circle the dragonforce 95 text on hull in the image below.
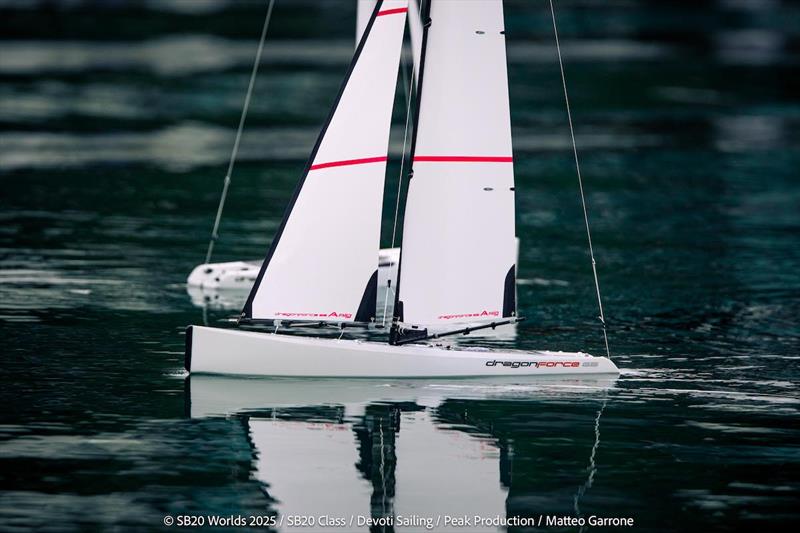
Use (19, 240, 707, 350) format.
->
(183, 0, 619, 378)
(185, 326, 617, 378)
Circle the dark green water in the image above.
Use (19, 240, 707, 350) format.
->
(1, 0, 799, 531)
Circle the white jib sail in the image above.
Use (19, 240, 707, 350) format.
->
(356, 0, 378, 44)
(359, 0, 421, 80)
(243, 0, 408, 323)
(396, 0, 517, 327)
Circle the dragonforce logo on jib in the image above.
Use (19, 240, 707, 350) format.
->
(485, 360, 582, 368)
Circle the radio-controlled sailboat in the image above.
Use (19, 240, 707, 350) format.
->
(185, 0, 618, 378)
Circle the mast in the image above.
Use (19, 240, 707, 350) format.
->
(389, 0, 432, 343)
(241, 0, 409, 326)
(390, 0, 517, 343)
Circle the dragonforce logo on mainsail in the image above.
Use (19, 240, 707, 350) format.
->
(439, 310, 500, 320)
(486, 360, 582, 368)
(275, 311, 353, 319)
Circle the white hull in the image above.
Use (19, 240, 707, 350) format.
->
(185, 325, 619, 378)
(186, 260, 260, 291)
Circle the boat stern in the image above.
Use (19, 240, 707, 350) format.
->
(184, 325, 193, 372)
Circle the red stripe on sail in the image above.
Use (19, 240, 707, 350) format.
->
(376, 7, 408, 17)
(309, 156, 388, 171)
(413, 156, 514, 163)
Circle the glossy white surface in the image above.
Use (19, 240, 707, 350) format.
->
(187, 325, 619, 378)
(397, 0, 517, 327)
(248, 1, 407, 322)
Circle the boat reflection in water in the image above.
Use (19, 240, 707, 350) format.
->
(187, 375, 616, 532)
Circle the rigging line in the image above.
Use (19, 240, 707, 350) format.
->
(205, 0, 276, 264)
(548, 0, 611, 359)
(574, 394, 608, 530)
(381, 25, 419, 327)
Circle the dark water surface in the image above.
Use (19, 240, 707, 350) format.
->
(1, 0, 799, 531)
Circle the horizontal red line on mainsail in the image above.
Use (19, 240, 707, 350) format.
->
(413, 156, 514, 163)
(376, 7, 408, 17)
(309, 156, 387, 171)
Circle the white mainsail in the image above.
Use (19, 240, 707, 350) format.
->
(394, 0, 517, 327)
(407, 0, 422, 78)
(243, 0, 408, 323)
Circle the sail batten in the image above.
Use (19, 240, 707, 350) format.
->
(377, 7, 408, 16)
(413, 156, 513, 163)
(309, 156, 388, 171)
(243, 0, 408, 323)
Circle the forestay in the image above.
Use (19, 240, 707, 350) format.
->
(243, 0, 408, 323)
(395, 0, 517, 327)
